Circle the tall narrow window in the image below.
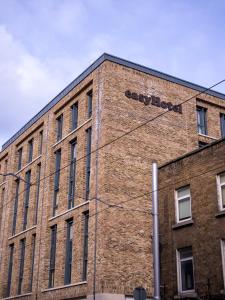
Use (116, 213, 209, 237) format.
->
(4, 159, 8, 181)
(28, 139, 33, 163)
(87, 90, 92, 118)
(0, 187, 5, 229)
(85, 127, 92, 200)
(176, 186, 191, 222)
(23, 170, 31, 230)
(49, 225, 57, 288)
(82, 211, 89, 281)
(64, 219, 73, 285)
(18, 148, 23, 171)
(39, 130, 43, 155)
(18, 238, 26, 295)
(220, 113, 225, 138)
(68, 140, 77, 209)
(71, 103, 78, 131)
(29, 234, 36, 291)
(217, 173, 225, 211)
(12, 180, 20, 235)
(53, 149, 61, 216)
(6, 244, 14, 297)
(197, 106, 207, 135)
(56, 114, 63, 141)
(177, 247, 195, 293)
(34, 163, 41, 224)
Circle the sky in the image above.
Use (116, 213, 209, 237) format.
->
(0, 0, 225, 148)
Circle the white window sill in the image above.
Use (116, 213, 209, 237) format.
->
(198, 133, 218, 140)
(172, 219, 194, 229)
(41, 281, 87, 292)
(174, 291, 197, 299)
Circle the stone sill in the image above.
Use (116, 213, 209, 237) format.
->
(52, 118, 92, 148)
(41, 281, 87, 293)
(215, 210, 225, 218)
(15, 155, 42, 176)
(2, 292, 32, 299)
(172, 219, 194, 230)
(198, 133, 218, 140)
(174, 292, 197, 299)
(8, 225, 36, 240)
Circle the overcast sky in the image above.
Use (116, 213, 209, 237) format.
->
(0, 0, 225, 148)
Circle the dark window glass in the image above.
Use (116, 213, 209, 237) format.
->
(179, 247, 194, 292)
(197, 106, 207, 135)
(39, 131, 43, 155)
(49, 225, 57, 288)
(85, 127, 92, 200)
(56, 114, 63, 141)
(71, 103, 78, 131)
(12, 180, 20, 235)
(4, 159, 8, 181)
(68, 140, 77, 209)
(23, 170, 31, 230)
(87, 90, 92, 118)
(29, 234, 36, 291)
(18, 238, 26, 295)
(220, 113, 225, 138)
(198, 141, 208, 148)
(82, 211, 89, 281)
(0, 187, 5, 230)
(64, 219, 73, 285)
(34, 164, 41, 224)
(6, 244, 14, 297)
(53, 150, 61, 216)
(28, 139, 33, 163)
(18, 148, 23, 170)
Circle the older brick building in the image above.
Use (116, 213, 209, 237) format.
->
(159, 138, 225, 300)
(0, 53, 225, 300)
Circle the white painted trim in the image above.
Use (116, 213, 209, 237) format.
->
(49, 201, 90, 221)
(52, 118, 92, 148)
(15, 155, 42, 176)
(175, 186, 192, 223)
(217, 174, 225, 211)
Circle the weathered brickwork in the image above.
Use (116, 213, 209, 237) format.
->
(0, 54, 225, 300)
(159, 139, 225, 299)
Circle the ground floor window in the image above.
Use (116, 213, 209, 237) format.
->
(221, 240, 225, 288)
(177, 247, 195, 293)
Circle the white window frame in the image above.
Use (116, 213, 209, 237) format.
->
(175, 186, 192, 223)
(176, 248, 195, 294)
(217, 174, 225, 211)
(221, 240, 225, 289)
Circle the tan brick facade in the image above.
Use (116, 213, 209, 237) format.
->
(159, 139, 225, 299)
(0, 54, 225, 300)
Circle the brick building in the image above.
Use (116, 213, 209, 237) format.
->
(0, 53, 225, 300)
(159, 138, 225, 300)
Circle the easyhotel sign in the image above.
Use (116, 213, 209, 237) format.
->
(125, 90, 182, 114)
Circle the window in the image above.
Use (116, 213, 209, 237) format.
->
(177, 247, 195, 293)
(53, 149, 61, 216)
(85, 127, 92, 200)
(87, 90, 92, 118)
(71, 103, 78, 131)
(4, 159, 8, 180)
(64, 219, 73, 285)
(220, 113, 225, 138)
(28, 139, 33, 163)
(34, 163, 41, 224)
(176, 186, 191, 222)
(23, 170, 31, 230)
(29, 234, 36, 291)
(217, 173, 225, 210)
(68, 140, 77, 209)
(12, 180, 20, 235)
(82, 211, 89, 281)
(18, 238, 26, 295)
(49, 225, 57, 288)
(18, 148, 23, 170)
(197, 106, 207, 135)
(39, 130, 43, 155)
(6, 244, 14, 297)
(0, 188, 5, 229)
(56, 114, 63, 141)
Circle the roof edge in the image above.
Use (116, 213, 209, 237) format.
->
(2, 53, 225, 151)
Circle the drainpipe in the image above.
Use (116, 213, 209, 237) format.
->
(152, 161, 161, 300)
